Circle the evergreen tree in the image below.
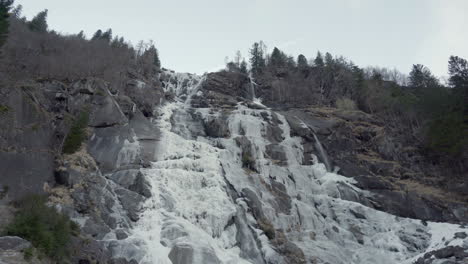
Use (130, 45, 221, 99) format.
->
(153, 46, 161, 68)
(11, 3, 21, 18)
(286, 55, 296, 68)
(77, 30, 85, 39)
(409, 64, 438, 89)
(448, 56, 468, 124)
(240, 59, 248, 74)
(314, 51, 324, 67)
(91, 29, 102, 40)
(101, 28, 112, 42)
(0, 0, 14, 48)
(270, 47, 287, 67)
(297, 54, 308, 69)
(324, 52, 334, 67)
(249, 41, 266, 75)
(448, 56, 468, 89)
(28, 9, 48, 33)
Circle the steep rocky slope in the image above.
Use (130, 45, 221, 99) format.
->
(0, 69, 467, 264)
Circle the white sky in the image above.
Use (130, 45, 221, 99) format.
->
(14, 0, 468, 77)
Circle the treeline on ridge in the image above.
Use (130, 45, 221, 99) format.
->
(224, 42, 467, 165)
(0, 1, 161, 88)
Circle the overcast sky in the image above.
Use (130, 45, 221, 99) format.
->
(14, 0, 468, 77)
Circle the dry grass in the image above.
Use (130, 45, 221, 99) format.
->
(336, 98, 357, 111)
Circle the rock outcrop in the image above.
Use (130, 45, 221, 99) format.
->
(0, 70, 164, 263)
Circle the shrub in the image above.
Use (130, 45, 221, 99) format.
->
(258, 219, 275, 239)
(242, 151, 255, 170)
(0, 104, 9, 114)
(426, 112, 466, 155)
(23, 247, 34, 260)
(62, 111, 89, 154)
(336, 97, 357, 111)
(0, 185, 8, 199)
(5, 195, 79, 261)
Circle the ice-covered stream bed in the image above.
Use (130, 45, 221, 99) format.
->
(122, 72, 467, 264)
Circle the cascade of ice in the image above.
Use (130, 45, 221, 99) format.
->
(123, 70, 467, 264)
(311, 132, 332, 172)
(248, 72, 256, 100)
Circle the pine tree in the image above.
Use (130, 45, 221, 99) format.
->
(324, 52, 334, 67)
(101, 28, 112, 42)
(77, 30, 85, 39)
(91, 29, 102, 41)
(409, 64, 438, 89)
(153, 46, 161, 68)
(314, 51, 324, 67)
(297, 54, 308, 69)
(270, 47, 287, 67)
(11, 3, 21, 18)
(240, 59, 248, 74)
(0, 0, 14, 48)
(448, 56, 468, 124)
(28, 9, 48, 32)
(249, 41, 266, 75)
(448, 56, 468, 89)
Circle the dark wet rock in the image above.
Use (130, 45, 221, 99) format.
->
(109, 169, 151, 198)
(82, 218, 112, 240)
(265, 144, 287, 166)
(110, 258, 139, 264)
(454, 232, 467, 239)
(432, 246, 467, 259)
(201, 71, 250, 99)
(69, 235, 113, 264)
(0, 87, 56, 200)
(168, 243, 221, 264)
(349, 209, 366, 219)
(54, 166, 83, 187)
(416, 245, 468, 263)
(89, 94, 128, 128)
(115, 229, 129, 240)
(242, 188, 265, 220)
(349, 225, 364, 244)
(266, 123, 284, 143)
(124, 79, 164, 117)
(281, 242, 307, 264)
(203, 115, 230, 138)
(115, 187, 144, 221)
(233, 206, 266, 264)
(269, 180, 292, 214)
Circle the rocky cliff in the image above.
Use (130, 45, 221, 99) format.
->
(0, 69, 467, 264)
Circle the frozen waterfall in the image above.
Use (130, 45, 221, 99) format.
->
(121, 71, 467, 264)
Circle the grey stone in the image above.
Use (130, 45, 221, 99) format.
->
(168, 243, 221, 264)
(109, 170, 151, 198)
(349, 209, 366, 220)
(454, 232, 467, 239)
(265, 144, 287, 165)
(241, 188, 265, 220)
(0, 236, 31, 251)
(89, 94, 127, 128)
(269, 180, 292, 214)
(115, 229, 129, 240)
(203, 116, 230, 138)
(115, 188, 144, 221)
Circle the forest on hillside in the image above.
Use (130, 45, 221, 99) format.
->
(223, 42, 468, 168)
(1, 0, 467, 169)
(0, 1, 161, 88)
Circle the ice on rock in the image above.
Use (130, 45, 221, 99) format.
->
(122, 71, 468, 264)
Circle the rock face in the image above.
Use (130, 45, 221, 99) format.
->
(0, 71, 163, 263)
(282, 107, 468, 223)
(1, 69, 467, 264)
